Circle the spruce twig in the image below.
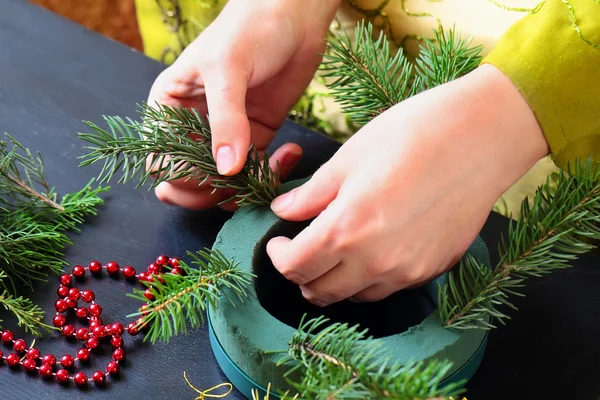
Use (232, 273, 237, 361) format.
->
(439, 158, 600, 329)
(278, 316, 464, 399)
(127, 248, 252, 343)
(79, 103, 280, 207)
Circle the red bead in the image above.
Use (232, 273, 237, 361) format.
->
(137, 272, 149, 282)
(76, 328, 89, 341)
(140, 304, 150, 317)
(122, 265, 136, 279)
(0, 330, 13, 344)
(54, 299, 68, 312)
(60, 354, 75, 368)
(170, 267, 184, 275)
(76, 348, 90, 362)
(68, 288, 80, 300)
(88, 260, 102, 273)
(60, 274, 73, 286)
(22, 357, 37, 372)
(169, 257, 180, 268)
(75, 307, 89, 319)
(5, 353, 19, 366)
(26, 348, 40, 359)
(57, 285, 70, 297)
(72, 265, 86, 278)
(89, 303, 102, 316)
(92, 325, 105, 338)
(147, 263, 161, 275)
(52, 314, 65, 328)
(136, 317, 148, 331)
(81, 290, 95, 303)
(66, 298, 78, 309)
(144, 288, 155, 301)
(42, 354, 56, 365)
(56, 369, 70, 383)
(39, 364, 53, 378)
(106, 261, 120, 275)
(106, 361, 119, 375)
(126, 322, 139, 336)
(156, 254, 169, 266)
(110, 322, 124, 336)
(74, 371, 88, 386)
(110, 335, 124, 348)
(61, 325, 75, 337)
(112, 348, 126, 361)
(92, 370, 106, 385)
(85, 337, 99, 350)
(13, 339, 27, 352)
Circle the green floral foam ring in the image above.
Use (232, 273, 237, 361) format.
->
(209, 179, 490, 399)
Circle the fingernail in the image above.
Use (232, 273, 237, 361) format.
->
(216, 145, 236, 175)
(282, 151, 302, 170)
(270, 190, 295, 213)
(301, 287, 328, 307)
(155, 182, 175, 205)
(348, 297, 365, 303)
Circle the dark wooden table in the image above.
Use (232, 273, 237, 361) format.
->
(1, 1, 599, 398)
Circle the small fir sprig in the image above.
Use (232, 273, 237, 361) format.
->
(439, 158, 600, 329)
(321, 22, 482, 126)
(278, 316, 464, 400)
(79, 103, 280, 207)
(127, 248, 253, 344)
(0, 134, 107, 335)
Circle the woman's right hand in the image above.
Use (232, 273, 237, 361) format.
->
(147, 0, 341, 210)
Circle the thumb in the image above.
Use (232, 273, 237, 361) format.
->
(271, 164, 342, 221)
(203, 64, 251, 176)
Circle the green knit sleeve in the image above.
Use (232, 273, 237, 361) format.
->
(482, 0, 600, 169)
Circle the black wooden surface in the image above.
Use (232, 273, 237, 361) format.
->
(1, 1, 599, 398)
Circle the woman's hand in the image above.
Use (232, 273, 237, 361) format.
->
(267, 64, 549, 306)
(147, 0, 340, 210)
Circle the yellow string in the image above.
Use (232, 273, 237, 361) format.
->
(184, 372, 233, 399)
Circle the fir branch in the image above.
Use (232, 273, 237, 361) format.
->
(414, 27, 483, 92)
(127, 248, 252, 343)
(321, 21, 415, 126)
(79, 103, 280, 207)
(440, 158, 600, 329)
(279, 316, 464, 399)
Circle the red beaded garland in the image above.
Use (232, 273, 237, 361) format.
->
(55, 299, 68, 312)
(75, 307, 89, 319)
(92, 370, 106, 385)
(147, 263, 161, 275)
(81, 289, 95, 303)
(5, 353, 20, 367)
(137, 271, 149, 282)
(144, 288, 155, 301)
(13, 339, 27, 352)
(59, 274, 72, 286)
(110, 335, 124, 348)
(0, 330, 13, 344)
(171, 267, 184, 275)
(26, 348, 41, 359)
(61, 325, 75, 337)
(68, 287, 80, 300)
(72, 265, 86, 278)
(56, 369, 70, 383)
(60, 354, 75, 368)
(156, 254, 169, 266)
(92, 325, 105, 338)
(74, 371, 88, 386)
(112, 348, 126, 361)
(89, 303, 102, 317)
(169, 257, 180, 268)
(111, 322, 124, 336)
(66, 298, 78, 309)
(76, 328, 89, 341)
(106, 361, 119, 375)
(122, 265, 136, 279)
(126, 322, 139, 336)
(22, 358, 37, 372)
(106, 261, 120, 275)
(57, 285, 70, 297)
(41, 354, 56, 365)
(88, 260, 102, 273)
(39, 364, 53, 378)
(85, 337, 100, 350)
(76, 348, 90, 362)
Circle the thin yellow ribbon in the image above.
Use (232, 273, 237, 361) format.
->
(184, 371, 233, 399)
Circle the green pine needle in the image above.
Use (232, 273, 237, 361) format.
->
(322, 22, 483, 126)
(79, 103, 280, 207)
(127, 248, 252, 344)
(279, 316, 464, 399)
(440, 157, 600, 329)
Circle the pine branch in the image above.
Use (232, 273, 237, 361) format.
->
(279, 316, 464, 399)
(79, 103, 280, 207)
(440, 158, 600, 329)
(321, 20, 415, 126)
(322, 22, 483, 126)
(127, 248, 252, 343)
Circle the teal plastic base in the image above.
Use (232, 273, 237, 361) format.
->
(208, 316, 488, 399)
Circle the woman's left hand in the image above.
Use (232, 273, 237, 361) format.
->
(267, 64, 549, 306)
